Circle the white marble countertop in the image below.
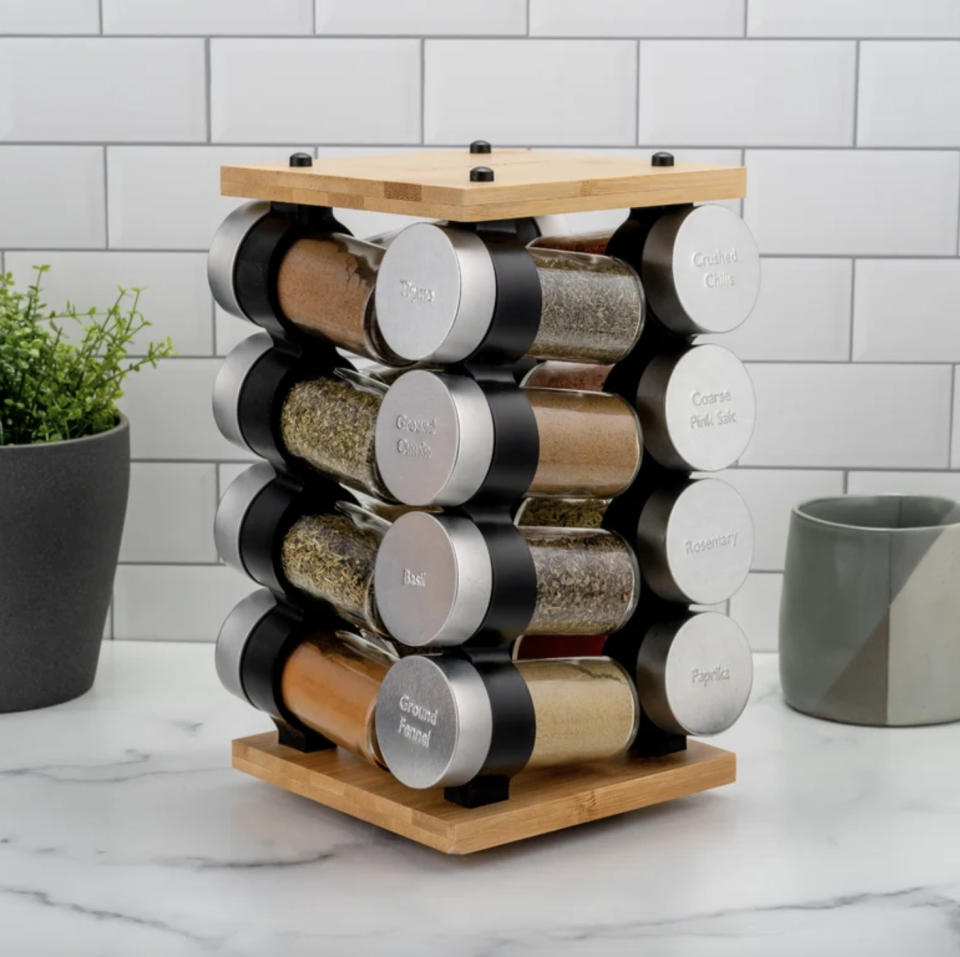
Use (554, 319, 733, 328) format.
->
(2, 642, 958, 957)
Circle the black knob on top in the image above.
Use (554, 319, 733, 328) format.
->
(651, 151, 675, 167)
(470, 166, 495, 182)
(469, 140, 492, 154)
(289, 152, 313, 167)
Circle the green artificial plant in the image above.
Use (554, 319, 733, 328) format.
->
(0, 266, 175, 445)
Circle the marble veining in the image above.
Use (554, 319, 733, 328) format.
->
(2, 643, 959, 956)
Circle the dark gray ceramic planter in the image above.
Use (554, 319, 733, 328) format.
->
(0, 416, 129, 712)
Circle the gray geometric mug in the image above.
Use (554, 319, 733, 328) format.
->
(780, 495, 960, 726)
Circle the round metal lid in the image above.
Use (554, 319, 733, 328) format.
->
(638, 478, 754, 605)
(213, 462, 277, 575)
(375, 654, 493, 789)
(637, 612, 753, 736)
(642, 204, 760, 335)
(215, 588, 282, 703)
(374, 512, 493, 647)
(639, 344, 756, 472)
(212, 332, 274, 450)
(207, 201, 271, 319)
(374, 223, 497, 363)
(374, 370, 495, 506)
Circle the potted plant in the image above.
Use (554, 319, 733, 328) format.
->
(0, 266, 174, 711)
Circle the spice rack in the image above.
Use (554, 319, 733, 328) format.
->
(211, 147, 753, 853)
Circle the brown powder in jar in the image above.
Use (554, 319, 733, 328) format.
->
(522, 527, 640, 635)
(528, 231, 614, 255)
(519, 658, 638, 768)
(522, 361, 613, 392)
(527, 388, 642, 498)
(281, 631, 394, 766)
(515, 496, 610, 529)
(276, 235, 383, 359)
(527, 248, 644, 364)
(280, 372, 385, 495)
(280, 511, 384, 633)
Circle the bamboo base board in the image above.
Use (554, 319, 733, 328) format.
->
(220, 149, 746, 221)
(233, 732, 736, 854)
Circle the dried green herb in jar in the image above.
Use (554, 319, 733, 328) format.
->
(522, 527, 639, 635)
(515, 496, 610, 529)
(280, 504, 387, 634)
(527, 248, 644, 364)
(279, 369, 388, 497)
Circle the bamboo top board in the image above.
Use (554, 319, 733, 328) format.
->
(233, 732, 736, 855)
(220, 149, 746, 221)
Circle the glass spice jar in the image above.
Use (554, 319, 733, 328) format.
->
(514, 496, 610, 529)
(512, 633, 608, 659)
(374, 370, 642, 506)
(216, 590, 394, 767)
(374, 223, 644, 366)
(279, 367, 390, 497)
(528, 230, 615, 255)
(280, 503, 388, 635)
(209, 203, 409, 365)
(374, 512, 640, 646)
(374, 653, 639, 788)
(520, 360, 614, 393)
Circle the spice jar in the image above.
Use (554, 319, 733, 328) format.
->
(635, 612, 753, 736)
(374, 511, 640, 646)
(514, 497, 609, 529)
(635, 478, 754, 605)
(216, 590, 394, 766)
(374, 223, 644, 365)
(374, 370, 641, 506)
(528, 230, 615, 255)
(213, 333, 391, 498)
(636, 344, 755, 472)
(520, 361, 613, 393)
(374, 654, 639, 788)
(208, 202, 407, 364)
(214, 463, 388, 635)
(512, 634, 608, 659)
(641, 204, 760, 335)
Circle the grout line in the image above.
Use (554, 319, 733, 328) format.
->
(312, 0, 317, 35)
(108, 599, 114, 640)
(949, 366, 957, 467)
(117, 560, 225, 568)
(634, 39, 640, 145)
(3, 140, 960, 152)
(101, 146, 110, 247)
(842, 470, 850, 493)
(852, 40, 861, 145)
(204, 38, 212, 144)
(743, 0, 749, 37)
(955, 156, 960, 254)
(848, 258, 857, 360)
(526, 0, 530, 36)
(3, 33, 960, 41)
(419, 38, 425, 145)
(97, 0, 103, 34)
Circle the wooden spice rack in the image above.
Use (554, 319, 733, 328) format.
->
(234, 732, 735, 854)
(220, 147, 746, 853)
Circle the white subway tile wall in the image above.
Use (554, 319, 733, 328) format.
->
(1, 3, 958, 647)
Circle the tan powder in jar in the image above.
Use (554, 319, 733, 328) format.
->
(527, 388, 642, 498)
(519, 657, 638, 768)
(281, 631, 394, 766)
(276, 235, 388, 360)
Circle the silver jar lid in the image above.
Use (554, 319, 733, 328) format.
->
(636, 612, 753, 736)
(642, 204, 760, 335)
(636, 478, 754, 605)
(207, 201, 271, 320)
(213, 462, 277, 574)
(374, 370, 495, 506)
(374, 223, 497, 364)
(636, 344, 755, 471)
(211, 332, 274, 450)
(374, 512, 493, 647)
(375, 654, 493, 789)
(214, 588, 282, 703)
